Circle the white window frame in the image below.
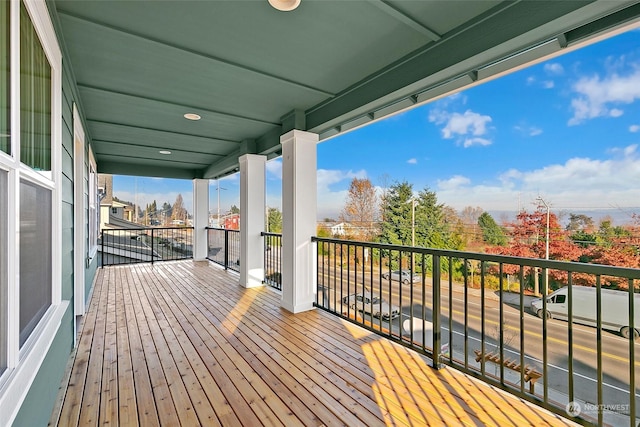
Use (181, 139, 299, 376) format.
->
(0, 1, 68, 425)
(88, 148, 98, 258)
(73, 104, 86, 319)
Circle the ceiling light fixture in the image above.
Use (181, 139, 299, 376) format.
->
(268, 0, 300, 12)
(159, 150, 172, 155)
(183, 113, 201, 121)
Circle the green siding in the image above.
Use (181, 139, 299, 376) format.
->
(61, 175, 73, 204)
(12, 307, 74, 427)
(61, 136, 73, 179)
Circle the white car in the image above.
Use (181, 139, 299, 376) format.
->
(382, 269, 421, 284)
(342, 292, 400, 320)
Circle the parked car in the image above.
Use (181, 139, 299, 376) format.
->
(342, 292, 400, 320)
(381, 269, 421, 284)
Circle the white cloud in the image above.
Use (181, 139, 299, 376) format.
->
(438, 145, 640, 211)
(542, 80, 554, 89)
(514, 125, 543, 137)
(437, 175, 470, 191)
(266, 158, 282, 179)
(430, 109, 493, 147)
(407, 158, 417, 164)
(630, 124, 640, 133)
(316, 168, 367, 219)
(463, 137, 491, 148)
(568, 69, 640, 125)
(544, 63, 564, 75)
(609, 108, 624, 118)
(526, 76, 536, 85)
(443, 111, 492, 138)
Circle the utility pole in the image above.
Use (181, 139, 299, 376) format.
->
(216, 180, 226, 227)
(407, 197, 418, 271)
(536, 196, 550, 296)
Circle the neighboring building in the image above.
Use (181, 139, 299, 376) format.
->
(223, 213, 240, 230)
(317, 221, 351, 237)
(98, 174, 138, 230)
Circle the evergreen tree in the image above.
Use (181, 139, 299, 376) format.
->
(378, 181, 459, 250)
(477, 212, 507, 246)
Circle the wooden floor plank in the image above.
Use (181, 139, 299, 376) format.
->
(120, 266, 160, 427)
(77, 266, 109, 426)
(56, 264, 104, 427)
(127, 265, 181, 427)
(99, 267, 119, 426)
(56, 261, 577, 427)
(114, 267, 139, 427)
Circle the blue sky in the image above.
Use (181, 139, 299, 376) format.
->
(115, 27, 640, 223)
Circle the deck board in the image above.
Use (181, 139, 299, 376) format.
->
(54, 260, 577, 427)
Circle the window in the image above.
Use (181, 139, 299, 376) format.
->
(19, 179, 52, 347)
(20, 2, 51, 171)
(112, 207, 117, 214)
(0, 0, 63, 422)
(88, 151, 98, 257)
(0, 0, 9, 155)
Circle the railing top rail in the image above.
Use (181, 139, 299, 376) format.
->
(206, 227, 240, 232)
(261, 231, 282, 237)
(312, 236, 640, 279)
(103, 226, 194, 232)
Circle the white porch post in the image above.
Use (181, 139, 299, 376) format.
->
(193, 179, 209, 261)
(239, 154, 266, 288)
(281, 130, 318, 313)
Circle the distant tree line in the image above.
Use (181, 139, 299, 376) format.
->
(330, 177, 639, 291)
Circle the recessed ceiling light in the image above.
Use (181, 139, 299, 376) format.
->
(184, 113, 201, 121)
(269, 0, 301, 11)
(159, 150, 172, 155)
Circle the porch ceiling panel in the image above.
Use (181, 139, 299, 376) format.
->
(51, 0, 640, 180)
(77, 87, 271, 143)
(87, 122, 239, 156)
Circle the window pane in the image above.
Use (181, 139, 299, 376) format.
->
(19, 179, 52, 347)
(20, 2, 51, 171)
(0, 0, 9, 155)
(0, 171, 6, 373)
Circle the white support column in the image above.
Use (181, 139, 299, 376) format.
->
(281, 130, 318, 313)
(239, 154, 266, 288)
(193, 179, 209, 261)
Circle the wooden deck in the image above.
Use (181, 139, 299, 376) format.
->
(52, 260, 576, 426)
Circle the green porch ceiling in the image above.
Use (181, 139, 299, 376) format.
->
(51, 0, 640, 180)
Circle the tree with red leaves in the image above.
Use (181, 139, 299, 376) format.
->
(488, 208, 582, 292)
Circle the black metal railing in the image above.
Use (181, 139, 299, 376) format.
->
(262, 232, 282, 290)
(206, 227, 240, 272)
(312, 236, 640, 427)
(100, 227, 193, 266)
